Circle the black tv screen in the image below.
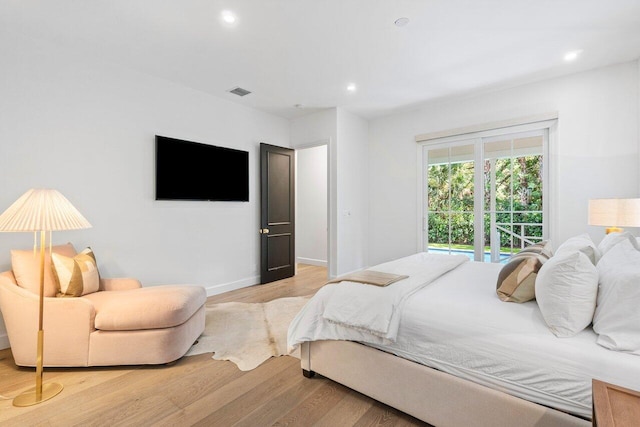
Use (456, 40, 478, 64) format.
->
(155, 135, 249, 201)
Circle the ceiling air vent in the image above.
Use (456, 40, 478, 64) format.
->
(228, 87, 252, 97)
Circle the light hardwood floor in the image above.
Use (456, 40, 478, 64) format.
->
(0, 264, 429, 426)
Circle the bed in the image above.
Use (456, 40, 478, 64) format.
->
(288, 251, 640, 427)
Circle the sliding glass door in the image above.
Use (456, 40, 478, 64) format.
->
(423, 128, 547, 263)
(483, 131, 545, 262)
(426, 141, 478, 259)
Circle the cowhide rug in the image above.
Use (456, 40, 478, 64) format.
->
(185, 296, 310, 371)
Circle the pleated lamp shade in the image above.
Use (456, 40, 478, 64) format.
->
(0, 189, 92, 232)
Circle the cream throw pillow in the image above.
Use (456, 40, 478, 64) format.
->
(11, 243, 77, 297)
(52, 247, 100, 297)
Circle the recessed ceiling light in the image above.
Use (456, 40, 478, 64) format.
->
(346, 83, 357, 92)
(564, 49, 583, 62)
(394, 17, 410, 27)
(221, 10, 237, 24)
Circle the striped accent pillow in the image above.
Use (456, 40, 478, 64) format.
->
(496, 241, 553, 303)
(52, 247, 100, 297)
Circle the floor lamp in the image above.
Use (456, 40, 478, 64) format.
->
(0, 189, 91, 407)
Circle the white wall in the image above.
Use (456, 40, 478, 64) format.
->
(368, 61, 640, 266)
(336, 108, 369, 274)
(296, 145, 328, 266)
(290, 109, 338, 145)
(290, 108, 369, 277)
(0, 32, 289, 348)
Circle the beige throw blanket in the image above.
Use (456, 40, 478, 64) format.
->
(326, 270, 409, 287)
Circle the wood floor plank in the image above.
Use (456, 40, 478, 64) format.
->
(0, 265, 427, 426)
(312, 388, 376, 426)
(272, 380, 348, 426)
(154, 355, 295, 426)
(354, 406, 405, 427)
(231, 369, 329, 427)
(192, 357, 307, 426)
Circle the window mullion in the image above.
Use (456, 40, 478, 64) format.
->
(473, 138, 484, 262)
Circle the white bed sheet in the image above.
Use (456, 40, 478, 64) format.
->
(290, 258, 640, 419)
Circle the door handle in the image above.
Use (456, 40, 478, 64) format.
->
(259, 228, 270, 234)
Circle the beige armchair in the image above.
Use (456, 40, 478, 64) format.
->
(0, 261, 206, 367)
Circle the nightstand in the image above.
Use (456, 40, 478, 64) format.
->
(592, 379, 640, 427)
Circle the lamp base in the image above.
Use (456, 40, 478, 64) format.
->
(13, 382, 63, 407)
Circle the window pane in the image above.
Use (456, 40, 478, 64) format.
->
(484, 213, 511, 263)
(427, 212, 450, 247)
(513, 136, 543, 213)
(427, 163, 450, 212)
(520, 212, 544, 245)
(494, 157, 513, 212)
(450, 212, 474, 247)
(450, 161, 474, 212)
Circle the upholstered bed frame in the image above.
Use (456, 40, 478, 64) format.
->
(300, 340, 590, 427)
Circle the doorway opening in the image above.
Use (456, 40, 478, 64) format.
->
(295, 142, 329, 277)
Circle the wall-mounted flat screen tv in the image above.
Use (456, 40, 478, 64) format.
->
(155, 135, 249, 201)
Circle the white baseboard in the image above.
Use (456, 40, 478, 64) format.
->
(203, 275, 260, 297)
(338, 268, 364, 276)
(333, 265, 369, 278)
(296, 257, 327, 267)
(0, 333, 10, 350)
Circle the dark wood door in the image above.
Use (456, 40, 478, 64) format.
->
(260, 143, 295, 284)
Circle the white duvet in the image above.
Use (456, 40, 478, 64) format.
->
(288, 255, 640, 419)
(321, 252, 467, 341)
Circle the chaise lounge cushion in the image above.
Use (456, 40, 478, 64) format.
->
(11, 243, 77, 297)
(82, 285, 206, 331)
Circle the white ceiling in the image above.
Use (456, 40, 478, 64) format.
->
(2, 0, 640, 120)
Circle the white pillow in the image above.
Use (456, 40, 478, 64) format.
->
(593, 239, 640, 354)
(597, 231, 639, 257)
(535, 251, 599, 337)
(555, 233, 600, 265)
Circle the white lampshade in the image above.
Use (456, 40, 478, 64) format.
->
(0, 189, 92, 232)
(588, 198, 640, 228)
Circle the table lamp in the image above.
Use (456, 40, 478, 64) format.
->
(588, 198, 640, 234)
(0, 189, 91, 406)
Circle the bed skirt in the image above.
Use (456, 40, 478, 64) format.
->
(300, 340, 590, 427)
